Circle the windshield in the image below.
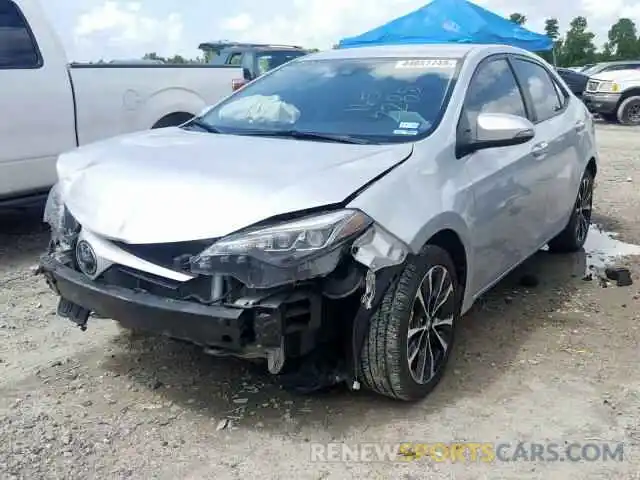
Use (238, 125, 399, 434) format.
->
(198, 57, 459, 144)
(581, 65, 600, 76)
(582, 63, 639, 76)
(256, 51, 307, 75)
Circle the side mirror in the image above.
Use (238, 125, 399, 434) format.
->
(457, 112, 535, 157)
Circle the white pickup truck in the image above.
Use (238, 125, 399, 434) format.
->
(582, 69, 640, 126)
(0, 0, 243, 207)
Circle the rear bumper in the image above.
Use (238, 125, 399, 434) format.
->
(39, 255, 322, 354)
(582, 93, 620, 115)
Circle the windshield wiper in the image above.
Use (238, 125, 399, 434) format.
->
(239, 129, 371, 144)
(183, 118, 220, 133)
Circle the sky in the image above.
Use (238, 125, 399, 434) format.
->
(38, 0, 640, 62)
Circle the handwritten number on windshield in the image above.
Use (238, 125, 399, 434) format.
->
(346, 87, 423, 118)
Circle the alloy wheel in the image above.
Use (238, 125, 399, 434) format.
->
(628, 103, 640, 124)
(406, 265, 456, 384)
(575, 175, 593, 244)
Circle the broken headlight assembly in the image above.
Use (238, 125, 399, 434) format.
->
(189, 209, 374, 289)
(43, 182, 80, 251)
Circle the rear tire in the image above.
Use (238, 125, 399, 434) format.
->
(547, 168, 594, 253)
(616, 96, 640, 126)
(358, 245, 461, 401)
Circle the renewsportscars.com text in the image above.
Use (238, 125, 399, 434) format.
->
(309, 442, 625, 463)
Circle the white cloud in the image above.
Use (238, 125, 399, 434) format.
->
(221, 13, 254, 32)
(217, 0, 640, 50)
(73, 1, 183, 59)
(217, 0, 426, 49)
(63, 0, 640, 61)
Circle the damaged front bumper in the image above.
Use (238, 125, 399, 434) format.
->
(39, 253, 326, 373)
(39, 191, 411, 388)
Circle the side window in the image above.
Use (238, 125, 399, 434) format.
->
(227, 53, 243, 66)
(464, 58, 528, 118)
(511, 58, 562, 122)
(0, 0, 40, 69)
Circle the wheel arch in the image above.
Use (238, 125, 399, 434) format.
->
(141, 87, 207, 129)
(425, 229, 468, 303)
(619, 87, 640, 104)
(151, 111, 194, 129)
(586, 156, 597, 177)
(410, 213, 472, 308)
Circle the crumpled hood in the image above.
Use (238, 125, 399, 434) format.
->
(57, 127, 413, 243)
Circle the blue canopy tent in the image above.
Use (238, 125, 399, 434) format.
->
(337, 0, 553, 52)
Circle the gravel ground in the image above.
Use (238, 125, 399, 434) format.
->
(1, 123, 639, 480)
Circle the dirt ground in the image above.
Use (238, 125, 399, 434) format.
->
(1, 123, 639, 480)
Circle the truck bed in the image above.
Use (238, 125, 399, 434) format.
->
(68, 63, 242, 146)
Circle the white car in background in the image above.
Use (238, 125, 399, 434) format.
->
(582, 69, 640, 125)
(0, 0, 242, 208)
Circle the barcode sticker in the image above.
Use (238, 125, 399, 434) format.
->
(395, 59, 457, 69)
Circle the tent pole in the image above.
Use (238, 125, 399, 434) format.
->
(552, 46, 557, 66)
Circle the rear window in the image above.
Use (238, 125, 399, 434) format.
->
(199, 57, 460, 144)
(0, 0, 41, 69)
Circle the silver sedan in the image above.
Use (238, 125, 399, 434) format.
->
(40, 43, 598, 401)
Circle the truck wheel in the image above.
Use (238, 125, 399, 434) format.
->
(358, 245, 461, 401)
(547, 167, 594, 253)
(616, 96, 640, 126)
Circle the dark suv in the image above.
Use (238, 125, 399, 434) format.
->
(198, 42, 309, 89)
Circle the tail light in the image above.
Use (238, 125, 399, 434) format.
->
(232, 78, 246, 91)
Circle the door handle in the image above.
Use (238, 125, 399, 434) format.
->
(575, 120, 586, 132)
(531, 141, 549, 158)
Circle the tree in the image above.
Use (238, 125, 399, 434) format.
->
(607, 18, 639, 60)
(599, 43, 614, 61)
(544, 18, 560, 40)
(561, 16, 596, 67)
(509, 13, 526, 26)
(143, 52, 163, 61)
(166, 54, 187, 64)
(541, 18, 561, 64)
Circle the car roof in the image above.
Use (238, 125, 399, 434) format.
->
(199, 42, 306, 52)
(302, 44, 533, 61)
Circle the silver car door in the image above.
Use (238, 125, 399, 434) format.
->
(509, 57, 584, 239)
(459, 56, 542, 297)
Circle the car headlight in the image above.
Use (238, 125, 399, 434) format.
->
(598, 81, 620, 93)
(189, 209, 373, 288)
(43, 182, 79, 250)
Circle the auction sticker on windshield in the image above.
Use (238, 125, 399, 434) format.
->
(395, 59, 457, 69)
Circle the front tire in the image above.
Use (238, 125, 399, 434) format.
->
(617, 96, 640, 126)
(547, 168, 594, 253)
(358, 245, 461, 401)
